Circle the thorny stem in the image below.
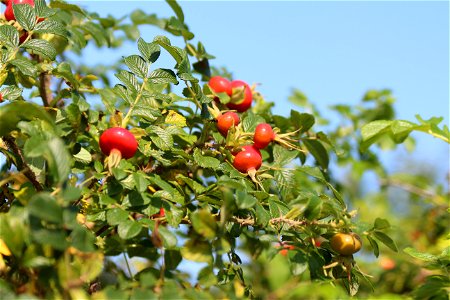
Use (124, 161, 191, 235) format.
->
(231, 215, 340, 229)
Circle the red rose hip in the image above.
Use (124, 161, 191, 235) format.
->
(233, 145, 262, 173)
(209, 76, 232, 96)
(253, 123, 275, 149)
(226, 80, 253, 112)
(99, 127, 138, 159)
(217, 111, 240, 136)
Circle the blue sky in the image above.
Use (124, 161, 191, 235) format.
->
(74, 0, 449, 177)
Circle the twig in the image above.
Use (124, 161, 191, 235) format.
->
(381, 178, 447, 206)
(123, 252, 134, 280)
(2, 136, 43, 191)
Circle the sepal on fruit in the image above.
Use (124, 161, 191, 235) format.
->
(106, 148, 122, 174)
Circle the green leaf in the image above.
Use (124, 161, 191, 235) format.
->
(130, 10, 166, 29)
(43, 138, 71, 185)
(149, 68, 179, 85)
(73, 147, 92, 163)
(132, 103, 161, 122)
(291, 110, 315, 133)
(157, 225, 177, 249)
(28, 193, 63, 224)
(166, 0, 184, 23)
(148, 126, 174, 150)
(193, 148, 220, 169)
(107, 208, 129, 226)
(133, 172, 149, 193)
(153, 35, 186, 66)
(360, 120, 392, 151)
(53, 62, 78, 88)
(9, 58, 37, 77)
(118, 220, 142, 240)
(290, 252, 309, 276)
(0, 102, 54, 136)
(49, 1, 85, 14)
(81, 21, 109, 47)
(390, 120, 416, 143)
(366, 235, 379, 258)
(137, 38, 161, 63)
(177, 72, 198, 83)
(113, 84, 133, 104)
(124, 54, 148, 79)
(176, 174, 206, 194)
(181, 239, 213, 263)
(32, 229, 68, 250)
(70, 225, 95, 252)
(242, 113, 266, 132)
(115, 70, 140, 92)
(235, 191, 257, 209)
(373, 231, 398, 252)
(373, 218, 390, 230)
(0, 85, 23, 101)
(197, 266, 218, 288)
(255, 203, 270, 226)
(21, 39, 57, 60)
(13, 3, 36, 31)
(191, 210, 218, 239)
(302, 139, 329, 170)
(268, 197, 290, 218)
(34, 20, 69, 38)
(0, 25, 19, 48)
(164, 250, 182, 270)
(304, 195, 322, 220)
(295, 166, 344, 206)
(165, 16, 194, 40)
(34, 0, 56, 18)
(273, 145, 298, 167)
(413, 275, 450, 300)
(404, 247, 439, 262)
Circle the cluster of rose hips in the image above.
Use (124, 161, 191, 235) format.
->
(208, 76, 278, 175)
(209, 76, 304, 178)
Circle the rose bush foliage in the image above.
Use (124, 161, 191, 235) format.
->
(0, 1, 448, 299)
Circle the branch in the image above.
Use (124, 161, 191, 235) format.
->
(33, 55, 53, 107)
(382, 178, 437, 199)
(2, 136, 43, 191)
(381, 178, 447, 206)
(231, 216, 308, 228)
(39, 71, 53, 107)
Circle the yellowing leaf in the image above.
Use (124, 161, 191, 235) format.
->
(0, 239, 12, 256)
(165, 110, 187, 127)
